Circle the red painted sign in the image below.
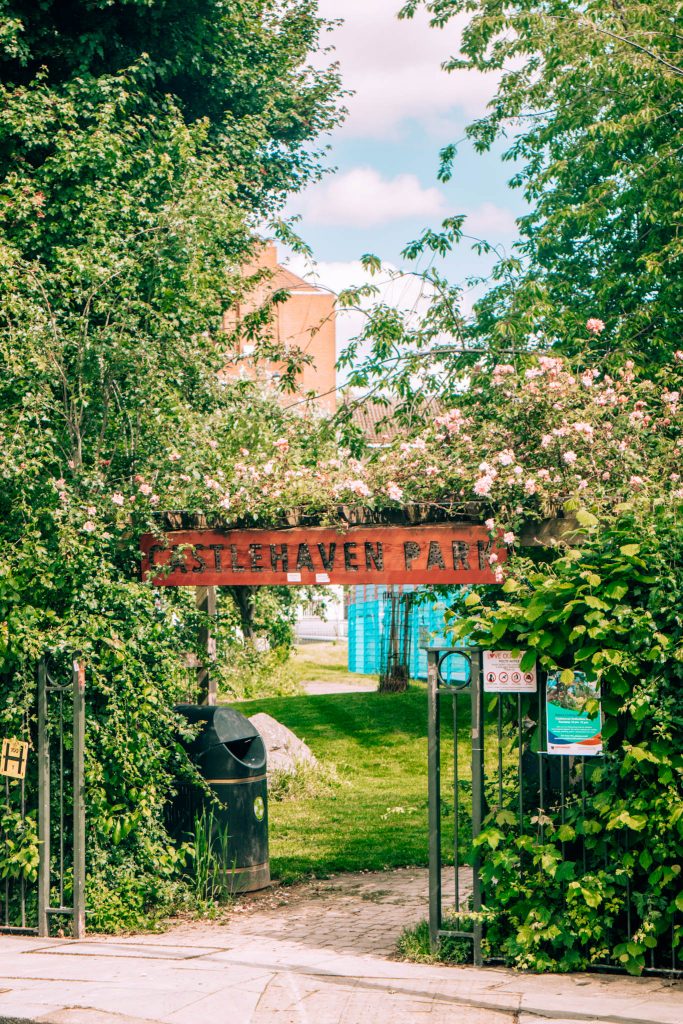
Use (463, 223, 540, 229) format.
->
(140, 524, 506, 587)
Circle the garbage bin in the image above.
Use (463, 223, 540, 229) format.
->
(173, 705, 270, 893)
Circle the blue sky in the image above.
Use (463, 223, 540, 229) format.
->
(283, 0, 526, 351)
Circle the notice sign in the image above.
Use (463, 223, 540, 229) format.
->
(1, 738, 29, 780)
(140, 524, 507, 588)
(546, 671, 602, 756)
(483, 651, 537, 693)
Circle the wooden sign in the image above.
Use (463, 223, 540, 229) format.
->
(1, 738, 29, 780)
(140, 524, 506, 587)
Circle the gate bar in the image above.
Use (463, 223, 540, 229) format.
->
(72, 660, 86, 940)
(37, 659, 50, 938)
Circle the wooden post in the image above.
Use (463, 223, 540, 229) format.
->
(196, 586, 217, 705)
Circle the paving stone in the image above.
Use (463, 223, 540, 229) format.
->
(1, 868, 681, 1024)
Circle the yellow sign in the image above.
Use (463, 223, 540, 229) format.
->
(1, 738, 29, 780)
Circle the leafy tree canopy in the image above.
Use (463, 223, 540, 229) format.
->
(396, 0, 683, 365)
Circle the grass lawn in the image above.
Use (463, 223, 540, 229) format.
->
(239, 685, 472, 883)
(285, 641, 377, 688)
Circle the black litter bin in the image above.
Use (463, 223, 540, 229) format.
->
(173, 705, 270, 892)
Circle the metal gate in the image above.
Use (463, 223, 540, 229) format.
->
(1, 656, 86, 938)
(426, 645, 680, 976)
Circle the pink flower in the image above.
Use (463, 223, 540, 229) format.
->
(219, 495, 231, 509)
(349, 479, 371, 498)
(86, 506, 97, 517)
(139, 483, 153, 496)
(274, 437, 289, 451)
(207, 439, 218, 450)
(474, 475, 494, 497)
(493, 566, 505, 584)
(82, 521, 96, 533)
(573, 422, 594, 439)
(179, 474, 191, 483)
(497, 450, 515, 466)
(387, 482, 403, 501)
(562, 451, 578, 465)
(485, 517, 495, 530)
(111, 493, 124, 506)
(169, 452, 181, 462)
(675, 351, 683, 362)
(629, 475, 645, 490)
(541, 434, 554, 448)
(149, 494, 160, 505)
(488, 553, 499, 565)
(586, 318, 605, 335)
(503, 531, 515, 545)
(524, 478, 537, 495)
(54, 477, 66, 489)
(58, 491, 68, 503)
(67, 459, 75, 469)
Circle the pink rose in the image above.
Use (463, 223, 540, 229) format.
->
(586, 318, 605, 335)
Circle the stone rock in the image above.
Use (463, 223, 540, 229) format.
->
(249, 712, 318, 774)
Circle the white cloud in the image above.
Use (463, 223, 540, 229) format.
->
(464, 202, 519, 240)
(291, 166, 445, 227)
(316, 0, 496, 139)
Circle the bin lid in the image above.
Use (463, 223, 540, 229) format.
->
(176, 704, 260, 749)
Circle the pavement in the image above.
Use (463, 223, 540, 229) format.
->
(0, 868, 681, 1024)
(301, 679, 375, 695)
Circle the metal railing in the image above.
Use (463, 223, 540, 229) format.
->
(426, 645, 680, 976)
(1, 656, 86, 938)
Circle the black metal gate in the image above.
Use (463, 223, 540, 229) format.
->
(1, 656, 86, 938)
(426, 645, 680, 976)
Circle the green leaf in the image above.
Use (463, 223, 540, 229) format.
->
(576, 510, 599, 528)
(620, 544, 641, 557)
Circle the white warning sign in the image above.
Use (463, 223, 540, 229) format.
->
(483, 651, 537, 693)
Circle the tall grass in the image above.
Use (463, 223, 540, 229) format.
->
(187, 807, 234, 905)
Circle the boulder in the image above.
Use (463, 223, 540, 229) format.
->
(248, 712, 318, 774)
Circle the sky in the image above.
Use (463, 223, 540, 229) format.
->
(280, 0, 527, 359)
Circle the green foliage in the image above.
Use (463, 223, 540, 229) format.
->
(0, 0, 342, 931)
(451, 500, 683, 973)
(396, 916, 473, 965)
(400, 0, 683, 365)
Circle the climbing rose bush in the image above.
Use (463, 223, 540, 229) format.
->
(117, 355, 683, 531)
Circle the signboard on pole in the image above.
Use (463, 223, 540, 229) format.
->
(483, 650, 537, 693)
(546, 670, 602, 756)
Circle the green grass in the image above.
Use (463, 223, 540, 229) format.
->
(285, 642, 377, 688)
(239, 686, 472, 883)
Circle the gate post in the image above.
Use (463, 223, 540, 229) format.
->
(470, 650, 484, 967)
(427, 649, 441, 948)
(72, 660, 86, 939)
(37, 658, 50, 938)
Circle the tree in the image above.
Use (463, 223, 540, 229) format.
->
(399, 0, 683, 365)
(0, 0, 342, 929)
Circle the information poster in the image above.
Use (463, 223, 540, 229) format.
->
(546, 671, 602, 756)
(483, 651, 537, 693)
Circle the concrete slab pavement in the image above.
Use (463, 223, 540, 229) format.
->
(0, 869, 680, 1024)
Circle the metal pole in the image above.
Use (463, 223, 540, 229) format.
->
(427, 650, 442, 949)
(37, 658, 50, 938)
(470, 649, 484, 966)
(72, 661, 86, 939)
